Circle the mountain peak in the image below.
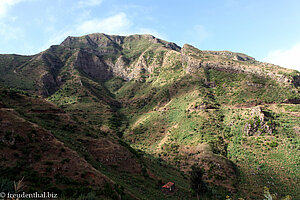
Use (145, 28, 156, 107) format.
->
(60, 33, 181, 51)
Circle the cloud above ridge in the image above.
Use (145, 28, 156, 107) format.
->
(76, 12, 131, 35)
(265, 43, 300, 71)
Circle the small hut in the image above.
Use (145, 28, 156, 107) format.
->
(162, 182, 175, 193)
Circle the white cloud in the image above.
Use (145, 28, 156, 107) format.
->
(265, 43, 300, 71)
(77, 0, 103, 8)
(0, 0, 26, 40)
(135, 28, 166, 40)
(76, 12, 132, 35)
(39, 13, 132, 51)
(75, 13, 165, 38)
(0, 22, 24, 40)
(0, 0, 24, 19)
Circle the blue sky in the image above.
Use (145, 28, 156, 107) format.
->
(0, 0, 300, 71)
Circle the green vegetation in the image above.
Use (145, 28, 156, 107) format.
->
(0, 33, 299, 199)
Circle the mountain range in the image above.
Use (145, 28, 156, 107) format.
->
(0, 33, 299, 200)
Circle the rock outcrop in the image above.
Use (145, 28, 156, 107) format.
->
(244, 106, 275, 136)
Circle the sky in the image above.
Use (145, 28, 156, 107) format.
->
(0, 0, 300, 71)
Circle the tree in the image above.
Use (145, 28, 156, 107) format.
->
(190, 165, 208, 200)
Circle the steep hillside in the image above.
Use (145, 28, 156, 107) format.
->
(0, 33, 299, 199)
(0, 88, 192, 200)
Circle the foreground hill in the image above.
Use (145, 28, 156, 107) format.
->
(0, 33, 299, 199)
(0, 87, 191, 199)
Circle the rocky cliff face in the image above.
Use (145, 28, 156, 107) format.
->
(60, 33, 181, 83)
(74, 49, 113, 80)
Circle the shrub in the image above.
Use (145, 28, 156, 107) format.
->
(267, 140, 278, 148)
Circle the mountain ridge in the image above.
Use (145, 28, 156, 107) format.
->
(1, 33, 298, 97)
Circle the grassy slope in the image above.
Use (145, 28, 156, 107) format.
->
(223, 104, 300, 199)
(109, 47, 300, 199)
(0, 54, 35, 90)
(0, 85, 192, 199)
(0, 88, 118, 199)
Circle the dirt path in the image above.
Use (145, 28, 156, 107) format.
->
(156, 124, 178, 151)
(131, 113, 152, 129)
(157, 132, 170, 151)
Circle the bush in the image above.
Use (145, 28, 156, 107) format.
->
(267, 140, 278, 148)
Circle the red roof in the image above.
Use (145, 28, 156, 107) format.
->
(162, 182, 174, 188)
